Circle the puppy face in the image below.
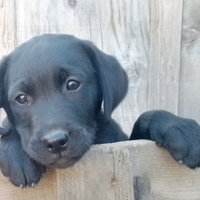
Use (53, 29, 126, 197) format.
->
(0, 34, 128, 168)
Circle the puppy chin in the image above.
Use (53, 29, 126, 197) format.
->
(47, 156, 82, 168)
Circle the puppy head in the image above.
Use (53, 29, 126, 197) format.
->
(0, 34, 128, 168)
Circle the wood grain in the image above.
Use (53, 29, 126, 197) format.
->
(0, 0, 16, 58)
(0, 141, 200, 200)
(179, 0, 200, 122)
(147, 0, 183, 113)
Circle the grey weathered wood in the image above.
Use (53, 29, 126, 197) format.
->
(178, 0, 200, 122)
(0, 0, 16, 58)
(147, 0, 183, 113)
(0, 141, 200, 200)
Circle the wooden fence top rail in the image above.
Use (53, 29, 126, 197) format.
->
(1, 140, 200, 200)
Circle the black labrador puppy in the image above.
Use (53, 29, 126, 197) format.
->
(0, 34, 199, 188)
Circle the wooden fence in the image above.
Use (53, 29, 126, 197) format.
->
(1, 0, 200, 199)
(0, 140, 200, 200)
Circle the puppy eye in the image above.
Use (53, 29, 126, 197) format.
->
(15, 94, 28, 104)
(67, 80, 80, 90)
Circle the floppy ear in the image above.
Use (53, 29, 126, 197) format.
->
(82, 41, 128, 119)
(0, 56, 10, 135)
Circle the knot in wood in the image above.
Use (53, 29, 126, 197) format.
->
(68, 0, 77, 8)
(111, 177, 118, 186)
(182, 28, 198, 43)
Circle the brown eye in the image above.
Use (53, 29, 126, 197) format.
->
(67, 80, 80, 90)
(15, 94, 28, 104)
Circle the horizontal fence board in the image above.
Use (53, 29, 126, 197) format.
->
(0, 141, 200, 200)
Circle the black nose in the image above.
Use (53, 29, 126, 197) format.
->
(43, 133, 68, 154)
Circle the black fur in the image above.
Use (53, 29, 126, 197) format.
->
(130, 110, 200, 169)
(0, 34, 128, 187)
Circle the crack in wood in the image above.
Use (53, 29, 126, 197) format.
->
(134, 177, 150, 200)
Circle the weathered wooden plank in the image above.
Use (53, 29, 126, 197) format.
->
(49, 141, 200, 200)
(0, 0, 15, 126)
(56, 144, 134, 200)
(178, 0, 200, 122)
(147, 0, 183, 113)
(0, 0, 16, 58)
(0, 141, 200, 200)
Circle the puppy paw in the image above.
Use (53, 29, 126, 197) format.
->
(131, 110, 200, 169)
(0, 132, 46, 188)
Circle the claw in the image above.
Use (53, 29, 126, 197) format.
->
(19, 184, 24, 189)
(156, 142, 162, 147)
(195, 167, 199, 172)
(31, 183, 36, 188)
(178, 160, 183, 164)
(42, 173, 46, 179)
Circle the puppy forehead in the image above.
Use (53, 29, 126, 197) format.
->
(8, 35, 94, 79)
